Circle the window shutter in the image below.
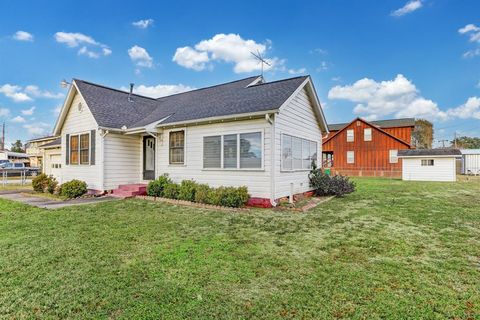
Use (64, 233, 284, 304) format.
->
(90, 130, 96, 165)
(65, 134, 70, 165)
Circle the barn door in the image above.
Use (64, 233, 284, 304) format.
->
(143, 136, 155, 180)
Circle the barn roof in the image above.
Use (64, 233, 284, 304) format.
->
(328, 118, 415, 131)
(398, 149, 462, 157)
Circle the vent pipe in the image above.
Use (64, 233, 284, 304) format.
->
(128, 83, 134, 102)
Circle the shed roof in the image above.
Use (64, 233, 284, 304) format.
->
(398, 149, 462, 157)
(39, 137, 61, 148)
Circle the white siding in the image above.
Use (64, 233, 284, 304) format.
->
(103, 133, 142, 190)
(274, 87, 322, 198)
(402, 157, 457, 182)
(60, 92, 103, 190)
(43, 148, 62, 183)
(156, 119, 271, 198)
(462, 153, 480, 174)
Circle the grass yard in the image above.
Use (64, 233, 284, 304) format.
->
(0, 178, 479, 319)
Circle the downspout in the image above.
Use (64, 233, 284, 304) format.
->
(266, 113, 277, 207)
(100, 129, 109, 192)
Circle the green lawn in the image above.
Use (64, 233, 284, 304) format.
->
(1, 178, 479, 319)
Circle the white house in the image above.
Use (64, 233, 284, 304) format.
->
(398, 149, 462, 182)
(38, 137, 62, 178)
(51, 75, 329, 206)
(460, 149, 480, 175)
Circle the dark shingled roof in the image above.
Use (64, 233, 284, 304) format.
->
(398, 149, 462, 157)
(328, 118, 415, 131)
(74, 76, 309, 129)
(39, 137, 61, 148)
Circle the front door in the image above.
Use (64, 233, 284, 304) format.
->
(143, 136, 155, 180)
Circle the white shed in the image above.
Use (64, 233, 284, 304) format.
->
(460, 149, 480, 175)
(398, 149, 462, 182)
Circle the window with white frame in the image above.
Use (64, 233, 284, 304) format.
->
(389, 150, 398, 163)
(69, 133, 90, 165)
(281, 134, 317, 170)
(347, 151, 355, 164)
(364, 128, 372, 141)
(421, 159, 434, 166)
(203, 132, 262, 169)
(169, 130, 185, 164)
(347, 129, 354, 142)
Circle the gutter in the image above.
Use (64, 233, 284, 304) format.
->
(266, 113, 277, 207)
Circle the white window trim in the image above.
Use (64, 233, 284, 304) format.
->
(421, 159, 435, 166)
(364, 128, 372, 142)
(67, 131, 91, 166)
(280, 133, 318, 172)
(347, 129, 354, 142)
(202, 129, 264, 171)
(389, 149, 398, 163)
(168, 128, 187, 166)
(347, 150, 355, 164)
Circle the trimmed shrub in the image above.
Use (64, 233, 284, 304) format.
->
(209, 186, 249, 208)
(32, 173, 49, 192)
(309, 164, 355, 197)
(178, 180, 197, 202)
(194, 184, 212, 204)
(60, 180, 87, 199)
(163, 183, 179, 199)
(147, 174, 172, 197)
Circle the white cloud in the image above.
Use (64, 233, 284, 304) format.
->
(24, 85, 64, 99)
(11, 116, 26, 123)
(316, 61, 330, 72)
(13, 31, 33, 41)
(121, 84, 194, 98)
(391, 0, 423, 17)
(446, 97, 480, 120)
(128, 45, 153, 68)
(459, 24, 480, 58)
(53, 105, 62, 115)
(23, 122, 50, 136)
(0, 108, 10, 117)
(173, 33, 283, 73)
(288, 68, 306, 75)
(477, 80, 480, 88)
(21, 106, 35, 116)
(173, 47, 210, 71)
(0, 84, 32, 102)
(328, 74, 447, 121)
(132, 19, 154, 29)
(311, 48, 328, 55)
(54, 31, 111, 58)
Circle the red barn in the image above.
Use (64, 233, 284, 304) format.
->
(322, 118, 415, 177)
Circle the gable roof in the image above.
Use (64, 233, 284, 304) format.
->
(67, 75, 313, 131)
(328, 118, 415, 131)
(398, 149, 461, 157)
(322, 117, 412, 147)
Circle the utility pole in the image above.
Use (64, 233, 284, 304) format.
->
(0, 122, 4, 151)
(454, 131, 457, 149)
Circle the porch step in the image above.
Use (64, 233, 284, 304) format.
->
(111, 184, 147, 199)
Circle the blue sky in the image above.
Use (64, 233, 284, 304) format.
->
(1, 0, 479, 147)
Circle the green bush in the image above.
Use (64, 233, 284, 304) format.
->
(60, 180, 88, 199)
(163, 183, 179, 199)
(46, 177, 58, 194)
(213, 186, 249, 207)
(309, 163, 355, 197)
(32, 174, 58, 194)
(177, 180, 197, 202)
(194, 184, 212, 204)
(147, 174, 172, 197)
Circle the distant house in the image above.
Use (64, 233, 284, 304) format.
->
(0, 150, 30, 164)
(460, 149, 480, 175)
(398, 149, 462, 182)
(322, 118, 415, 177)
(25, 136, 60, 168)
(50, 75, 328, 206)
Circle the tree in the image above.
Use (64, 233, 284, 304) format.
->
(412, 119, 433, 149)
(10, 140, 24, 153)
(451, 136, 480, 149)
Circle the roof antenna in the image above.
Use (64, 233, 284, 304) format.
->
(250, 50, 271, 81)
(128, 83, 134, 102)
